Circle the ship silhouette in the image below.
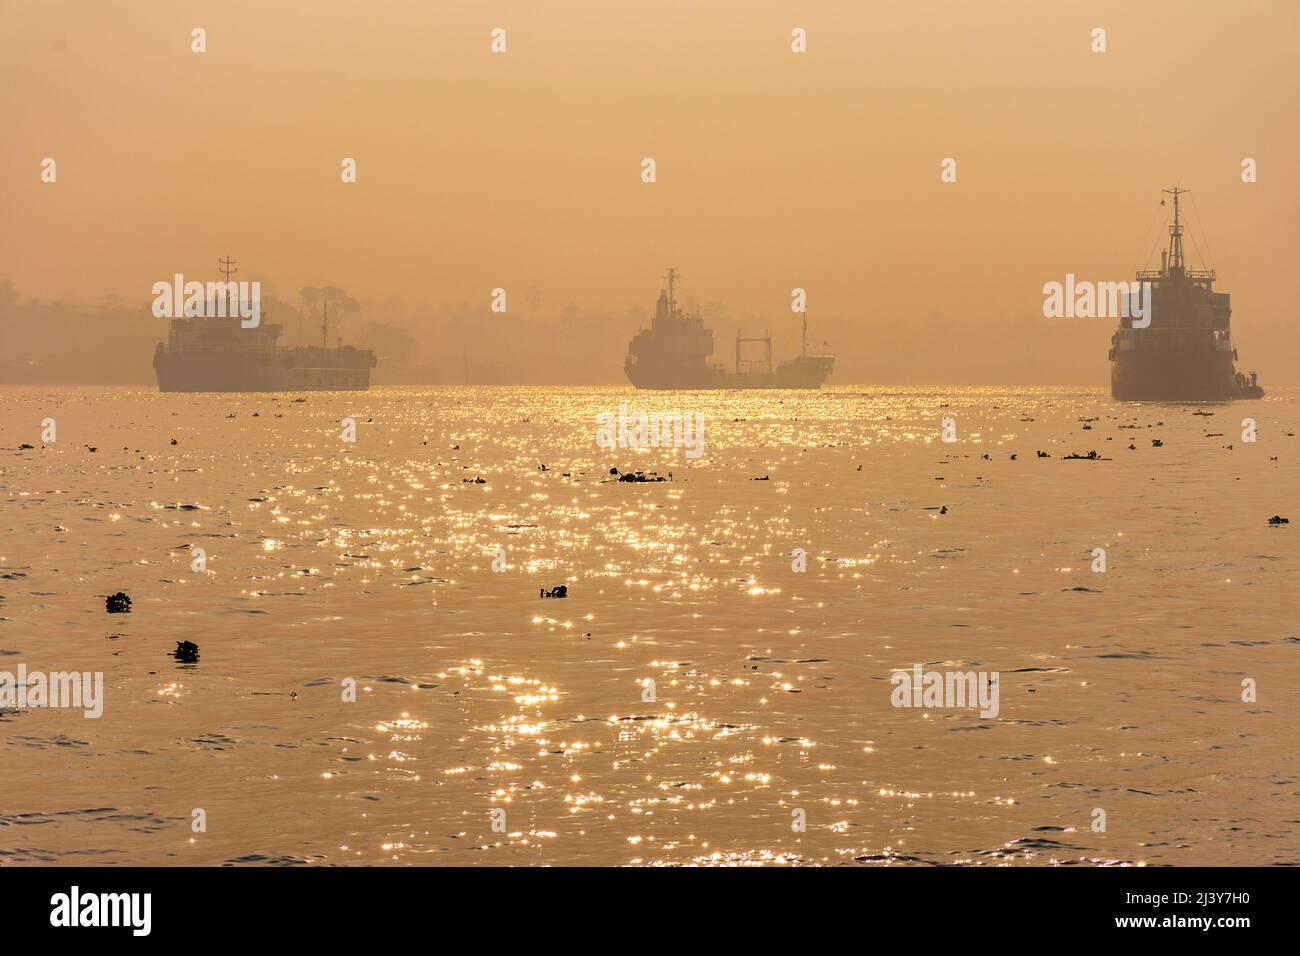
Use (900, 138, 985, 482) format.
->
(153, 259, 376, 392)
(1109, 188, 1263, 401)
(624, 269, 833, 389)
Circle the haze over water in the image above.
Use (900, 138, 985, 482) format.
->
(3, 385, 1296, 866)
(4, 0, 1300, 386)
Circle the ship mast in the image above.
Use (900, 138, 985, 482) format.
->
(218, 255, 237, 316)
(802, 312, 808, 358)
(664, 267, 678, 317)
(322, 299, 328, 349)
(1162, 186, 1187, 273)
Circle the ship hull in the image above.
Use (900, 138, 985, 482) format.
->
(154, 350, 372, 392)
(1110, 350, 1257, 402)
(626, 356, 833, 390)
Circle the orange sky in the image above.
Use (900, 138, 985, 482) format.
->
(2, 0, 1298, 383)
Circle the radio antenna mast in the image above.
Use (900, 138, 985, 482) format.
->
(664, 268, 678, 315)
(1161, 186, 1187, 272)
(218, 256, 238, 316)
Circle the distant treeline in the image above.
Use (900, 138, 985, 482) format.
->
(0, 280, 641, 385)
(0, 278, 1143, 386)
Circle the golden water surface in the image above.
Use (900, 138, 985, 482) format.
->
(1, 386, 1296, 865)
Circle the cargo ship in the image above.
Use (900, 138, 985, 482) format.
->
(153, 261, 375, 392)
(624, 269, 833, 389)
(1109, 188, 1263, 401)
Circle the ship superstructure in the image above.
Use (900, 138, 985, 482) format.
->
(1109, 189, 1262, 401)
(624, 269, 833, 389)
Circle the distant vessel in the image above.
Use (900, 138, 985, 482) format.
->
(624, 269, 833, 389)
(1110, 188, 1263, 401)
(154, 259, 376, 392)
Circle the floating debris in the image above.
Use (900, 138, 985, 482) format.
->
(1268, 515, 1289, 526)
(610, 467, 668, 483)
(105, 592, 132, 614)
(173, 640, 199, 663)
(540, 585, 568, 598)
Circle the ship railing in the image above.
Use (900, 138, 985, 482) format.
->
(1122, 328, 1231, 351)
(1135, 268, 1216, 282)
(170, 341, 266, 349)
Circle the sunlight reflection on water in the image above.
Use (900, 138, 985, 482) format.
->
(0, 385, 1296, 866)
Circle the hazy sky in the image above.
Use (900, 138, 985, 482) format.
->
(3, 0, 1298, 382)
